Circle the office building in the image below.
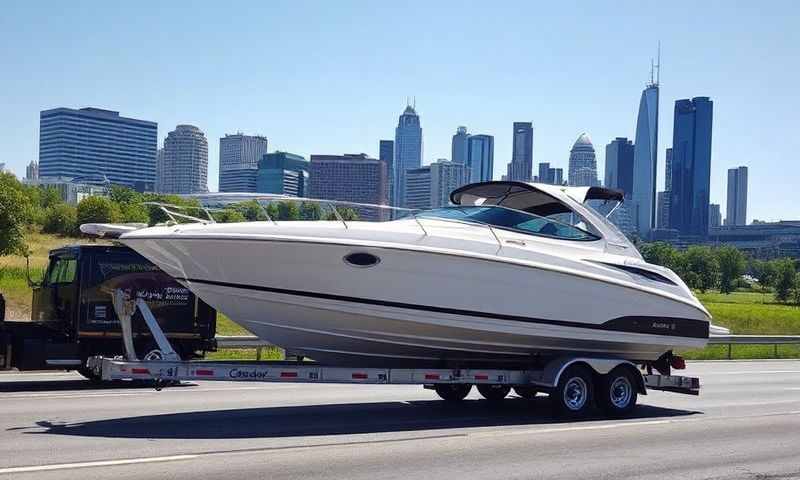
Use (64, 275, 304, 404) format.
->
(394, 103, 422, 207)
(568, 133, 599, 187)
(22, 176, 107, 205)
(38, 107, 157, 187)
(26, 160, 39, 180)
(160, 125, 209, 194)
(219, 134, 268, 193)
(379, 140, 394, 204)
(709, 221, 800, 259)
(256, 152, 308, 196)
(431, 159, 467, 208)
(451, 126, 470, 165)
(467, 134, 494, 182)
(536, 162, 563, 185)
(604, 137, 635, 195)
(657, 191, 670, 229)
(709, 203, 722, 229)
(405, 166, 432, 210)
(669, 97, 714, 237)
(155, 148, 166, 193)
(665, 147, 673, 191)
(725, 166, 748, 226)
(506, 122, 533, 182)
(309, 154, 389, 220)
(632, 74, 660, 238)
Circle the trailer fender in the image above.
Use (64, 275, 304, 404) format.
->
(538, 357, 646, 395)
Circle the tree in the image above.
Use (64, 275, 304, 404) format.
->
(214, 208, 246, 223)
(684, 246, 719, 293)
(793, 273, 800, 306)
(0, 173, 32, 256)
(716, 246, 746, 294)
(42, 203, 78, 236)
(76, 196, 121, 228)
(141, 193, 201, 225)
(774, 259, 797, 303)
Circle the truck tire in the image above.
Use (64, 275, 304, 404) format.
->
(552, 364, 594, 418)
(434, 384, 472, 402)
(597, 367, 639, 417)
(477, 384, 510, 401)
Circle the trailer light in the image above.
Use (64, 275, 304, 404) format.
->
(131, 368, 149, 374)
(424, 373, 440, 380)
(280, 371, 298, 378)
(352, 373, 368, 379)
(671, 355, 686, 370)
(196, 369, 214, 376)
(474, 374, 489, 381)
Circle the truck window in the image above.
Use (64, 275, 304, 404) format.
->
(47, 258, 77, 285)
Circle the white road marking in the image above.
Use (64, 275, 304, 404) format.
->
(0, 455, 198, 475)
(0, 385, 273, 400)
(701, 370, 800, 375)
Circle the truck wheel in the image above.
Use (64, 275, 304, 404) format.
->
(552, 364, 594, 418)
(597, 367, 639, 417)
(477, 384, 510, 401)
(434, 384, 472, 402)
(513, 386, 539, 399)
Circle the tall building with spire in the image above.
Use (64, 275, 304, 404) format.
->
(631, 50, 660, 238)
(506, 122, 533, 182)
(393, 101, 422, 207)
(568, 133, 599, 187)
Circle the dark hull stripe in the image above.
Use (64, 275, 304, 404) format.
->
(182, 277, 709, 339)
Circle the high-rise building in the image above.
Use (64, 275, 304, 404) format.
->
(669, 97, 714, 237)
(394, 104, 422, 207)
(657, 191, 670, 229)
(431, 159, 467, 208)
(256, 152, 308, 197)
(379, 140, 394, 204)
(466, 134, 494, 182)
(26, 160, 39, 180)
(506, 122, 533, 182)
(160, 125, 209, 194)
(665, 147, 673, 192)
(536, 162, 564, 185)
(568, 133, 598, 187)
(155, 148, 166, 193)
(725, 166, 748, 226)
(709, 203, 722, 229)
(38, 107, 157, 187)
(632, 75, 660, 238)
(552, 168, 564, 186)
(218, 134, 268, 193)
(405, 166, 432, 210)
(451, 126, 470, 165)
(604, 137, 635, 196)
(309, 154, 389, 220)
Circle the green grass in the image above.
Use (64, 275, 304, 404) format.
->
(206, 347, 284, 361)
(215, 313, 253, 336)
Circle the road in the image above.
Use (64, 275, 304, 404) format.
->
(0, 361, 799, 479)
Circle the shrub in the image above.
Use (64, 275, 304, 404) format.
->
(76, 196, 121, 228)
(42, 204, 78, 236)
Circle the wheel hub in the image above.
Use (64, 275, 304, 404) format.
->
(563, 377, 588, 410)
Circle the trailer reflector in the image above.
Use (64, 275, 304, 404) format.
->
(280, 371, 298, 378)
(425, 373, 440, 380)
(474, 374, 489, 381)
(196, 369, 214, 376)
(131, 368, 150, 374)
(352, 373, 368, 380)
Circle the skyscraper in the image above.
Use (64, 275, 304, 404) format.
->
(538, 162, 551, 184)
(604, 137, 635, 196)
(379, 140, 394, 205)
(665, 147, 673, 191)
(160, 125, 209, 194)
(709, 204, 722, 229)
(38, 107, 157, 187)
(26, 160, 38, 180)
(536, 162, 563, 185)
(451, 126, 469, 165)
(309, 153, 389, 220)
(568, 133, 598, 187)
(657, 191, 670, 229)
(218, 133, 268, 193)
(394, 103, 422, 207)
(405, 166, 432, 210)
(431, 160, 467, 208)
(466, 134, 494, 182)
(256, 152, 308, 197)
(725, 166, 748, 226)
(669, 97, 714, 237)
(632, 69, 659, 238)
(506, 122, 533, 182)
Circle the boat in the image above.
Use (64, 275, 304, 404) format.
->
(114, 181, 713, 368)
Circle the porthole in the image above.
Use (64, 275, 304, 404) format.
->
(343, 252, 380, 268)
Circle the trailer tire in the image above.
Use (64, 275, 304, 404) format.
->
(552, 364, 594, 418)
(477, 384, 510, 401)
(77, 365, 102, 384)
(513, 386, 539, 399)
(434, 384, 472, 402)
(597, 367, 639, 417)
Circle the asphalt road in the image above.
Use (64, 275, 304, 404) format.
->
(0, 361, 799, 479)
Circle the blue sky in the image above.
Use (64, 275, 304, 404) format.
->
(1, 1, 797, 222)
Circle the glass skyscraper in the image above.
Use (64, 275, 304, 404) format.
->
(632, 83, 659, 238)
(669, 97, 714, 237)
(451, 126, 469, 165)
(725, 166, 748, 226)
(506, 122, 533, 182)
(393, 105, 422, 207)
(605, 137, 635, 196)
(256, 152, 308, 197)
(39, 107, 157, 188)
(219, 134, 268, 193)
(466, 134, 494, 183)
(309, 154, 389, 220)
(379, 140, 394, 204)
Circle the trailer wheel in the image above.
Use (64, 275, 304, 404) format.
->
(552, 364, 594, 417)
(477, 384, 510, 401)
(597, 367, 639, 417)
(513, 386, 539, 399)
(77, 365, 102, 384)
(434, 384, 472, 402)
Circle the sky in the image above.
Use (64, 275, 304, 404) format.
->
(1, 1, 798, 222)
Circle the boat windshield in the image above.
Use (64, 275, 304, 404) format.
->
(418, 206, 600, 242)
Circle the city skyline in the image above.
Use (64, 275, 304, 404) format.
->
(1, 2, 797, 220)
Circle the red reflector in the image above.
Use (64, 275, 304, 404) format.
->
(132, 368, 149, 374)
(280, 371, 298, 378)
(196, 369, 214, 376)
(671, 355, 686, 370)
(474, 374, 489, 381)
(352, 373, 368, 379)
(424, 373, 440, 380)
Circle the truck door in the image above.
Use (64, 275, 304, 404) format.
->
(31, 255, 79, 325)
